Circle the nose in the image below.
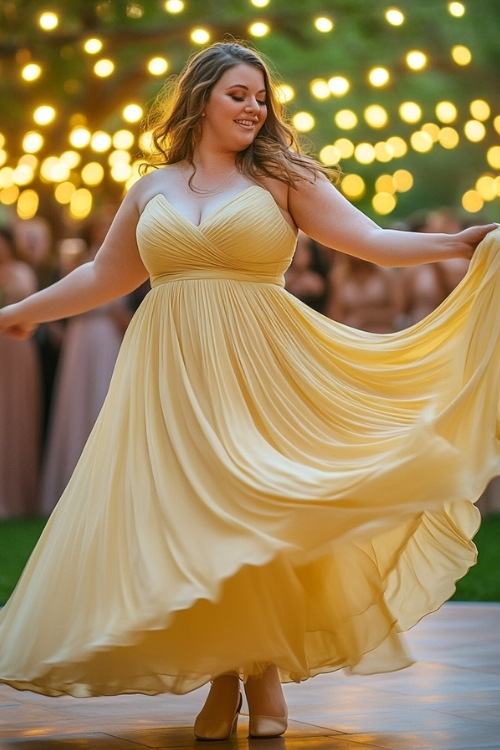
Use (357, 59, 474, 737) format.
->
(244, 98, 259, 114)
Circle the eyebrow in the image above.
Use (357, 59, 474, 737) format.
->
(225, 84, 267, 94)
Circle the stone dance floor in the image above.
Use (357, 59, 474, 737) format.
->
(1, 602, 499, 749)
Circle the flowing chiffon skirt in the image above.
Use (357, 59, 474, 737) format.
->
(0, 186, 498, 697)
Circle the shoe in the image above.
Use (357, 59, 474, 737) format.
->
(194, 692, 242, 741)
(248, 711, 288, 739)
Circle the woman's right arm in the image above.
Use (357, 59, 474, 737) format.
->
(0, 185, 150, 339)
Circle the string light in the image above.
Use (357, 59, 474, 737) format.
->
(249, 22, 270, 37)
(39, 12, 59, 30)
(22, 64, 42, 82)
(165, 0, 184, 12)
(0, 3, 496, 221)
(314, 17, 334, 32)
(385, 8, 405, 26)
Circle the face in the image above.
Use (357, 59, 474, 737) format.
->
(201, 63, 267, 151)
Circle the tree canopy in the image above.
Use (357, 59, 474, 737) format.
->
(0, 0, 499, 229)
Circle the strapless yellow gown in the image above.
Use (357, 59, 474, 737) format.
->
(0, 186, 499, 697)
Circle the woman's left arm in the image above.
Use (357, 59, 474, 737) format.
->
(289, 175, 498, 267)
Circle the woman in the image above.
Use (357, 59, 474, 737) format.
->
(0, 41, 498, 741)
(0, 226, 42, 518)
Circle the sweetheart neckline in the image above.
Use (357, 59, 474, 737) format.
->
(143, 185, 297, 240)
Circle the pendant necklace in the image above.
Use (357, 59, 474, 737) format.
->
(189, 167, 237, 195)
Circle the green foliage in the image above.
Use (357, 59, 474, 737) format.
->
(0, 514, 498, 607)
(0, 518, 47, 605)
(453, 514, 500, 602)
(0, 0, 499, 221)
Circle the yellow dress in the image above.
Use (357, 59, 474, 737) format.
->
(0, 186, 499, 697)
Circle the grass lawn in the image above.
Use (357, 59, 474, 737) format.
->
(0, 514, 499, 607)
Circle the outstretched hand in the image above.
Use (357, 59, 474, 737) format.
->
(454, 222, 499, 260)
(0, 303, 38, 340)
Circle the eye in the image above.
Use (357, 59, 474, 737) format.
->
(231, 96, 245, 102)
(257, 100, 267, 107)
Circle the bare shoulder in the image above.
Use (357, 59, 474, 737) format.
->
(126, 167, 183, 214)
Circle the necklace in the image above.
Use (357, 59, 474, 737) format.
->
(188, 167, 237, 195)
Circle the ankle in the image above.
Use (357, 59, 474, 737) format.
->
(244, 665, 287, 719)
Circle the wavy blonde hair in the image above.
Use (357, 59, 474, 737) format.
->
(141, 40, 337, 187)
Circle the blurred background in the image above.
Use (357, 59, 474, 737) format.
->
(1, 0, 499, 240)
(1, 0, 499, 600)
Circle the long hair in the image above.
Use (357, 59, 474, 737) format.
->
(141, 41, 337, 186)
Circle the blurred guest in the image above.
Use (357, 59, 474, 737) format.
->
(396, 208, 469, 327)
(13, 217, 61, 442)
(40, 233, 133, 514)
(0, 226, 42, 517)
(285, 231, 327, 312)
(325, 254, 399, 333)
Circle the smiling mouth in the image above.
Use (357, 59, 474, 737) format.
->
(234, 119, 257, 127)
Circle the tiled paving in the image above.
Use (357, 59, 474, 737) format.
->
(0, 602, 499, 749)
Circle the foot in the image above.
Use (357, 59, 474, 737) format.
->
(194, 674, 241, 741)
(244, 665, 288, 738)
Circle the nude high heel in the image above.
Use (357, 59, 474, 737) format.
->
(244, 665, 288, 739)
(194, 691, 242, 741)
(248, 710, 288, 739)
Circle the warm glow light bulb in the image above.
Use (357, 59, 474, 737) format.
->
(84, 38, 103, 54)
(435, 101, 457, 123)
(368, 67, 390, 87)
(39, 12, 58, 30)
(364, 105, 389, 128)
(448, 2, 465, 17)
(464, 120, 486, 142)
(406, 50, 427, 70)
(399, 101, 422, 123)
(22, 64, 42, 82)
(165, 0, 184, 11)
(438, 127, 460, 149)
(372, 192, 396, 215)
(34, 105, 56, 125)
(385, 8, 405, 26)
(113, 130, 135, 150)
(249, 22, 270, 37)
(354, 143, 376, 164)
(17, 189, 39, 220)
(251, 0, 269, 6)
(310, 79, 330, 100)
(341, 174, 365, 199)
(81, 162, 105, 185)
(69, 127, 91, 148)
(94, 59, 115, 77)
(23, 132, 44, 153)
(276, 84, 294, 103)
(292, 112, 315, 132)
(319, 145, 341, 166)
(315, 17, 334, 32)
(410, 131, 433, 153)
(90, 132, 112, 153)
(191, 28, 210, 44)
(328, 76, 350, 96)
(470, 99, 490, 121)
(386, 136, 407, 157)
(335, 110, 358, 130)
(375, 175, 396, 194)
(452, 45, 471, 65)
(487, 146, 500, 169)
(123, 104, 143, 123)
(462, 190, 483, 213)
(393, 169, 413, 192)
(70, 188, 93, 220)
(334, 138, 355, 158)
(148, 57, 169, 75)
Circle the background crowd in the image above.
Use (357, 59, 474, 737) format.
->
(1, 204, 499, 520)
